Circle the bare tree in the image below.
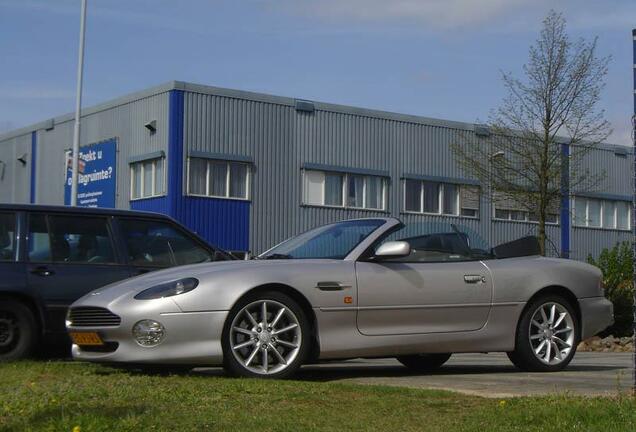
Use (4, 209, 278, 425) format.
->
(452, 10, 611, 255)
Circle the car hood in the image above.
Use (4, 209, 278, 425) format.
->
(73, 259, 342, 307)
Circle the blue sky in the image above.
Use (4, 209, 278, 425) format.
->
(1, 0, 635, 145)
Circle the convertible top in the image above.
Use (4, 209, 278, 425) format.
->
(492, 236, 541, 259)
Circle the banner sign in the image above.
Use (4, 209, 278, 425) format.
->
(64, 138, 117, 208)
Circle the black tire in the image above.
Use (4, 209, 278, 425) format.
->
(222, 291, 310, 379)
(396, 353, 452, 372)
(507, 295, 579, 372)
(0, 299, 38, 361)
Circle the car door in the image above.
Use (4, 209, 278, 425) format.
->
(116, 217, 222, 276)
(355, 227, 493, 336)
(25, 212, 131, 333)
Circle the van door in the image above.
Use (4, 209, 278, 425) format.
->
(25, 213, 130, 333)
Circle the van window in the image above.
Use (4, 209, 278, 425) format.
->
(28, 214, 117, 264)
(119, 218, 213, 267)
(0, 212, 16, 262)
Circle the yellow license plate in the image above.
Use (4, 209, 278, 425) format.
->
(69, 332, 104, 346)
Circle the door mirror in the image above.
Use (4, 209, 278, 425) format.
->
(374, 241, 411, 259)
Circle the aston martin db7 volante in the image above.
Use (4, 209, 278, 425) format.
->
(67, 218, 613, 378)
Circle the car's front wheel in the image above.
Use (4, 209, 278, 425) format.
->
(507, 295, 579, 372)
(396, 353, 452, 372)
(222, 291, 310, 378)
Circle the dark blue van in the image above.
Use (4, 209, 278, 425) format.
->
(0, 204, 232, 360)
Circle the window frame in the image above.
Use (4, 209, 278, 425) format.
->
(0, 211, 17, 263)
(301, 169, 388, 211)
(572, 197, 631, 231)
(25, 212, 123, 266)
(186, 157, 251, 201)
(492, 206, 560, 225)
(116, 216, 225, 268)
(402, 180, 479, 219)
(129, 157, 166, 201)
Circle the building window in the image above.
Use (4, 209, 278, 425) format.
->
(302, 170, 387, 210)
(492, 191, 559, 224)
(573, 197, 631, 230)
(187, 157, 250, 200)
(403, 180, 479, 218)
(130, 157, 165, 200)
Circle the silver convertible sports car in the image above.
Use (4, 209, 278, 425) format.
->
(67, 218, 613, 378)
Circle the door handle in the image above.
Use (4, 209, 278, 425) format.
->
(464, 275, 486, 284)
(31, 266, 55, 277)
(315, 282, 351, 291)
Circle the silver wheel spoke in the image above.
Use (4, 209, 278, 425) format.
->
(530, 334, 543, 340)
(244, 346, 260, 367)
(261, 301, 268, 326)
(540, 307, 548, 323)
(270, 347, 287, 365)
(262, 347, 269, 372)
(534, 340, 547, 355)
(276, 339, 298, 349)
(552, 341, 562, 361)
(233, 339, 255, 350)
(552, 335, 571, 348)
(553, 313, 566, 328)
(244, 310, 258, 327)
(549, 305, 556, 324)
(233, 326, 255, 336)
(272, 323, 298, 335)
(531, 319, 542, 328)
(553, 327, 572, 335)
(544, 340, 552, 362)
(271, 308, 286, 328)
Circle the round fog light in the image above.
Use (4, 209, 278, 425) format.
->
(132, 320, 165, 347)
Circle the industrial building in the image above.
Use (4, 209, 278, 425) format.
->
(0, 81, 631, 260)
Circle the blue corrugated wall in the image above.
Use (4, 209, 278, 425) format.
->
(131, 90, 250, 251)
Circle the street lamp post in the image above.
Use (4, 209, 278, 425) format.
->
(70, 0, 87, 206)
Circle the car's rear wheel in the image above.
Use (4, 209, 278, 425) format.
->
(0, 299, 38, 361)
(507, 295, 578, 372)
(222, 291, 309, 379)
(396, 353, 452, 372)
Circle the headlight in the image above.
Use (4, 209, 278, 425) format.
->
(132, 320, 165, 347)
(134, 278, 199, 300)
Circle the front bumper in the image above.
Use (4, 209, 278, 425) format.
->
(579, 296, 614, 340)
(69, 307, 228, 365)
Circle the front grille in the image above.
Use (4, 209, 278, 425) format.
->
(68, 307, 121, 327)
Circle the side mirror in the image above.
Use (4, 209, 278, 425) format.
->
(374, 241, 411, 259)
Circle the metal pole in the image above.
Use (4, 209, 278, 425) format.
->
(70, 0, 87, 206)
(631, 28, 636, 395)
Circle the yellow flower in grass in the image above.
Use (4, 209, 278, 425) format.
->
(499, 400, 507, 408)
(72, 426, 81, 432)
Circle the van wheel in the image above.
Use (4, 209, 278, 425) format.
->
(0, 299, 38, 361)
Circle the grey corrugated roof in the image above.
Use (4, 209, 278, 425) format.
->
(1, 80, 631, 154)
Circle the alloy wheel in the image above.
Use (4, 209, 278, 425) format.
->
(528, 302, 575, 366)
(229, 300, 302, 375)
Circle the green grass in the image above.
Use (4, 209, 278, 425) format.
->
(0, 361, 634, 432)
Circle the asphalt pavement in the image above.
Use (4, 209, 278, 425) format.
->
(296, 352, 634, 397)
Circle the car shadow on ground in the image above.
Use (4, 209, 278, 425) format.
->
(187, 360, 623, 381)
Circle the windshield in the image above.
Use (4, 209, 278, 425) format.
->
(259, 219, 386, 260)
(375, 222, 492, 262)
